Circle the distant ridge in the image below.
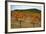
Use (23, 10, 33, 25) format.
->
(11, 9, 41, 13)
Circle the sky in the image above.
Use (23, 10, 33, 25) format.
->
(11, 5, 42, 10)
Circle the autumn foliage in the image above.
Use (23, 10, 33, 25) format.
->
(11, 9, 41, 28)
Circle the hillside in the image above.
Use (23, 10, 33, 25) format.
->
(11, 9, 41, 28)
(11, 9, 41, 13)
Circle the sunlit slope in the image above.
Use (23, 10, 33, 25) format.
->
(11, 9, 41, 28)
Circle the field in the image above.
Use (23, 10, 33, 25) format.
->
(11, 9, 41, 28)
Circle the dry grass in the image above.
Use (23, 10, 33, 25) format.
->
(11, 11, 41, 28)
